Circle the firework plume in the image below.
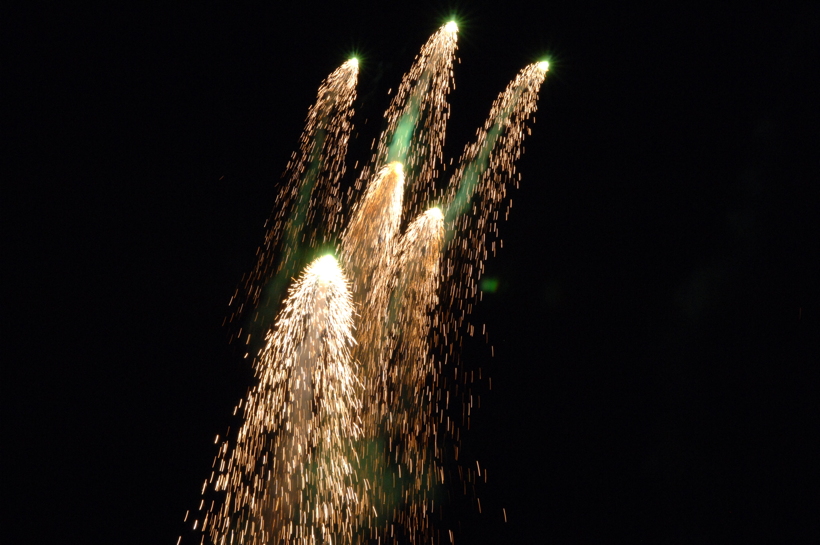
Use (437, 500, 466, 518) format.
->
(183, 22, 548, 545)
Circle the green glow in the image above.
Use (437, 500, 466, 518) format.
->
(444, 98, 517, 227)
(385, 105, 419, 163)
(385, 74, 430, 165)
(445, 121, 502, 226)
(444, 83, 525, 230)
(252, 126, 331, 335)
(480, 277, 499, 293)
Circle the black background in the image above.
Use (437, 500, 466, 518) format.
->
(6, 2, 819, 543)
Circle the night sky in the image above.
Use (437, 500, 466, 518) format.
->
(7, 2, 819, 543)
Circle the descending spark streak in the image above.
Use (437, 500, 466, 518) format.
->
(228, 59, 358, 338)
(382, 207, 446, 540)
(441, 62, 548, 336)
(354, 22, 457, 225)
(340, 162, 405, 424)
(209, 255, 361, 545)
(337, 162, 404, 544)
(387, 208, 445, 422)
(433, 63, 548, 509)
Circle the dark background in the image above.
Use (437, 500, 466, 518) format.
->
(6, 2, 818, 543)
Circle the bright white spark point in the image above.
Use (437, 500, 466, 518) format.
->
(312, 254, 342, 283)
(445, 21, 458, 33)
(348, 57, 358, 68)
(427, 206, 443, 219)
(538, 60, 550, 72)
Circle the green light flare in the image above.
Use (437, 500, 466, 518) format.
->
(285, 129, 327, 250)
(479, 277, 499, 293)
(444, 121, 501, 226)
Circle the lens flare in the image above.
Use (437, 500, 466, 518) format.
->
(184, 21, 548, 545)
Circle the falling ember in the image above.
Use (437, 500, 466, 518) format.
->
(185, 21, 549, 545)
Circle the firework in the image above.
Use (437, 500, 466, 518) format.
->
(208, 255, 360, 545)
(183, 21, 548, 545)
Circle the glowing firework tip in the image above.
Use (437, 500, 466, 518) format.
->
(191, 20, 549, 545)
(311, 254, 343, 283)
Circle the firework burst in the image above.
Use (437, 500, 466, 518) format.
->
(183, 21, 548, 545)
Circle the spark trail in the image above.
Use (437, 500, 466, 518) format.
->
(228, 59, 358, 341)
(354, 21, 457, 226)
(442, 61, 549, 326)
(184, 22, 549, 545)
(381, 207, 446, 541)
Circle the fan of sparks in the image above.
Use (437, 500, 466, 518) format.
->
(186, 22, 548, 545)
